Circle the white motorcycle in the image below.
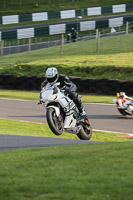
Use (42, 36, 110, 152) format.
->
(39, 82, 92, 140)
(113, 93, 133, 116)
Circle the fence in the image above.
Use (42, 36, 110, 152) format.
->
(0, 14, 133, 42)
(1, 23, 133, 95)
(0, 4, 133, 25)
(0, 22, 133, 57)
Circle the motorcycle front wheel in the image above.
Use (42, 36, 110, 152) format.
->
(77, 121, 92, 140)
(118, 108, 127, 116)
(46, 107, 63, 136)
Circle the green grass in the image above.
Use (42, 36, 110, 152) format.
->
(0, 118, 77, 139)
(1, 33, 133, 81)
(0, 104, 133, 200)
(0, 89, 40, 101)
(0, 141, 133, 200)
(0, 89, 117, 103)
(0, 0, 133, 15)
(0, 118, 132, 142)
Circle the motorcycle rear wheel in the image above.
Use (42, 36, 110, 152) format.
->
(46, 107, 63, 136)
(77, 121, 92, 140)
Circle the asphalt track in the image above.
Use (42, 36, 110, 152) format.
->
(0, 134, 97, 151)
(1, 98, 133, 132)
(0, 98, 133, 150)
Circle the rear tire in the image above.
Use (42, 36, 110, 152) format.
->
(77, 121, 92, 140)
(46, 107, 63, 136)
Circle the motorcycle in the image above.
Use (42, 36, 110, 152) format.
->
(39, 82, 92, 140)
(113, 93, 133, 116)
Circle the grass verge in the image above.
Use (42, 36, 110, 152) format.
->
(0, 89, 117, 103)
(0, 113, 133, 199)
(0, 0, 133, 14)
(0, 118, 132, 142)
(0, 141, 133, 200)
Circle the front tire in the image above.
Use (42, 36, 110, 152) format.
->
(46, 107, 63, 136)
(118, 108, 128, 116)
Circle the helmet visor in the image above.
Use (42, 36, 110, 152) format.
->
(46, 74, 57, 83)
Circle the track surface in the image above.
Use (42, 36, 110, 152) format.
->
(0, 98, 100, 150)
(0, 98, 133, 133)
(0, 98, 133, 150)
(0, 134, 97, 151)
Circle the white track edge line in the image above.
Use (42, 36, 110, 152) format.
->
(93, 129, 132, 134)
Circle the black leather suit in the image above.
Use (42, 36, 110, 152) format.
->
(41, 74, 84, 113)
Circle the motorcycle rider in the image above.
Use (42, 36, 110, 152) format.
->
(71, 27, 77, 42)
(117, 92, 133, 110)
(41, 67, 87, 116)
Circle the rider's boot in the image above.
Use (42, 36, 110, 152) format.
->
(80, 107, 87, 116)
(71, 92, 87, 117)
(78, 103, 87, 117)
